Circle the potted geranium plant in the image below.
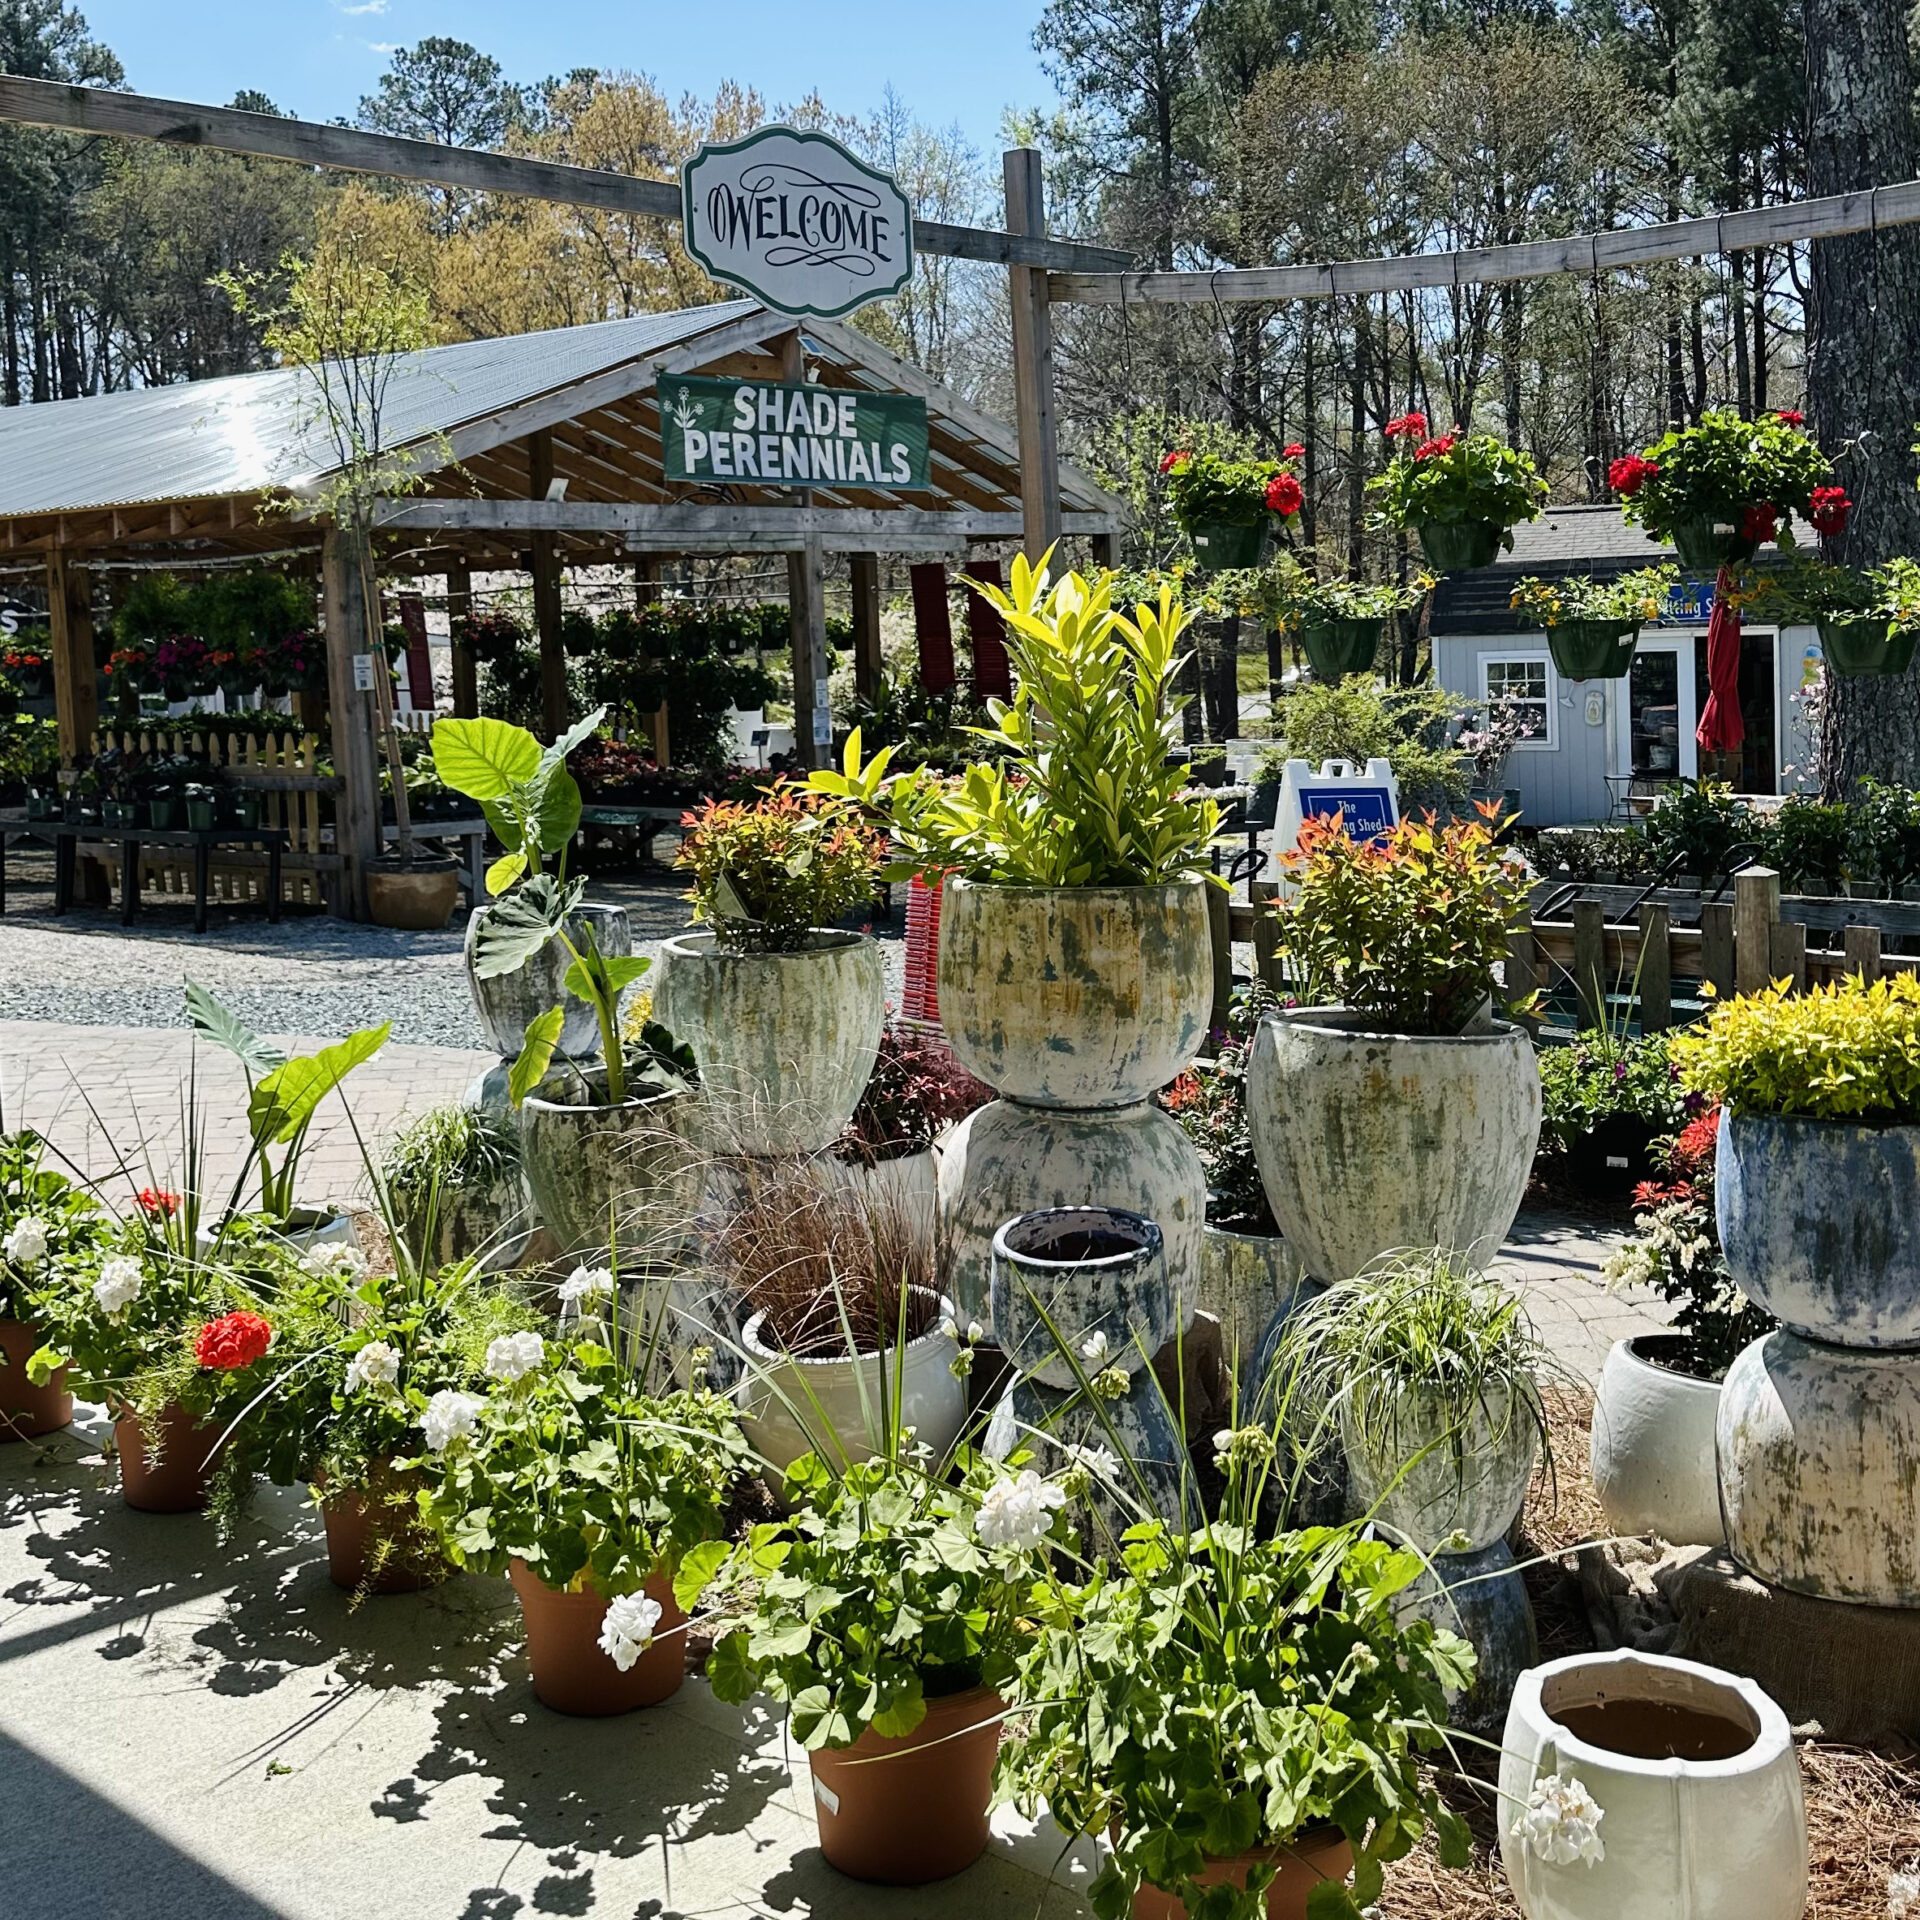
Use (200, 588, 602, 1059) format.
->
(704, 1438, 1051, 1885)
(1369, 414, 1548, 571)
(1508, 566, 1679, 680)
(1249, 807, 1541, 1284)
(0, 1129, 104, 1441)
(1267, 563, 1426, 681)
(1161, 447, 1305, 570)
(657, 786, 887, 1156)
(1612, 407, 1844, 570)
(411, 1299, 746, 1700)
(1748, 554, 1920, 678)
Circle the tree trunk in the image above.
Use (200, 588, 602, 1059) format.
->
(1807, 0, 1920, 792)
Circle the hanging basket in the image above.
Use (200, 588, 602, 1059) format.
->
(1820, 616, 1920, 678)
(1188, 519, 1267, 570)
(1415, 520, 1503, 571)
(1548, 619, 1641, 681)
(1670, 520, 1760, 571)
(1301, 618, 1385, 680)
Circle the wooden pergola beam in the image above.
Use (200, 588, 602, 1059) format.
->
(369, 500, 1118, 542)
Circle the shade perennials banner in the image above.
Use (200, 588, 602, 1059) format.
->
(657, 376, 930, 491)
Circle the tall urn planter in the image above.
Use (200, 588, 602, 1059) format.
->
(466, 901, 631, 1060)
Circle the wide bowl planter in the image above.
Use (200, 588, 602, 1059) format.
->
(1300, 619, 1382, 681)
(807, 1684, 1003, 1884)
(1818, 615, 1919, 678)
(518, 1074, 699, 1262)
(1415, 519, 1503, 571)
(736, 1289, 964, 1490)
(937, 878, 1212, 1109)
(1187, 519, 1267, 570)
(1200, 1223, 1310, 1390)
(1246, 1010, 1541, 1283)
(651, 929, 884, 1155)
(1548, 620, 1640, 682)
(1590, 1335, 1725, 1549)
(1130, 1827, 1354, 1919)
(365, 854, 461, 930)
(1715, 1109, 1920, 1347)
(1718, 1329, 1920, 1605)
(1498, 1650, 1807, 1920)
(316, 1466, 449, 1593)
(1670, 520, 1760, 572)
(116, 1404, 222, 1513)
(992, 1206, 1171, 1390)
(1561, 1114, 1661, 1199)
(465, 900, 631, 1059)
(508, 1560, 687, 1713)
(1341, 1379, 1538, 1552)
(0, 1319, 71, 1440)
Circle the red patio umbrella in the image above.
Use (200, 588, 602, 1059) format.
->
(1696, 565, 1744, 756)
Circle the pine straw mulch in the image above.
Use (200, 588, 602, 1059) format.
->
(1371, 1385, 1920, 1920)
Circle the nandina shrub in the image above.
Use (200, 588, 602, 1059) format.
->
(838, 1025, 992, 1166)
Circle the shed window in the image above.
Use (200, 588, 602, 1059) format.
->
(1480, 655, 1553, 748)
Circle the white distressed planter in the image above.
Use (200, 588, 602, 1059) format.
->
(466, 900, 631, 1059)
(651, 930, 884, 1156)
(1341, 1379, 1537, 1553)
(1590, 1337, 1725, 1549)
(1200, 1224, 1310, 1385)
(936, 879, 1212, 1108)
(413, 1177, 534, 1277)
(1718, 1329, 1920, 1605)
(736, 1291, 964, 1494)
(1246, 1009, 1541, 1283)
(829, 1145, 940, 1245)
(1499, 1651, 1807, 1920)
(937, 1097, 1204, 1327)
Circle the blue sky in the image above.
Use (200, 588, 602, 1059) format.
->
(74, 0, 1054, 161)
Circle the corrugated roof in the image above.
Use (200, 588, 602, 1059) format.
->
(0, 300, 760, 519)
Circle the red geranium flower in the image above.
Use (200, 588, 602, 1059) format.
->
(1282, 442, 1305, 459)
(1609, 454, 1658, 497)
(1742, 501, 1778, 544)
(1413, 433, 1457, 462)
(1774, 409, 1805, 427)
(1159, 448, 1192, 474)
(194, 1311, 273, 1371)
(1383, 411, 1429, 440)
(1810, 485, 1852, 537)
(135, 1187, 180, 1217)
(1265, 471, 1304, 516)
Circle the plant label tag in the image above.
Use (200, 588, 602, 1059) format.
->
(812, 1776, 840, 1815)
(812, 713, 832, 746)
(352, 653, 376, 693)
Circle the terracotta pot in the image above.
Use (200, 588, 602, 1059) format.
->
(0, 1318, 71, 1440)
(115, 1404, 221, 1513)
(1129, 1827, 1355, 1919)
(508, 1560, 687, 1713)
(807, 1684, 1003, 1884)
(318, 1470, 448, 1593)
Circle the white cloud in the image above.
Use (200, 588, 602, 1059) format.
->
(338, 0, 388, 14)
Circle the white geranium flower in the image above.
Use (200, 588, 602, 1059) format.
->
(92, 1256, 145, 1318)
(597, 1591, 664, 1672)
(4, 1217, 50, 1266)
(976, 1468, 1069, 1552)
(1064, 1442, 1120, 1482)
(484, 1331, 545, 1382)
(1513, 1771, 1605, 1867)
(301, 1241, 368, 1282)
(419, 1389, 482, 1453)
(1212, 1427, 1237, 1461)
(557, 1265, 614, 1308)
(966, 1319, 984, 1343)
(343, 1339, 401, 1396)
(1080, 1330, 1110, 1365)
(982, 1392, 1016, 1462)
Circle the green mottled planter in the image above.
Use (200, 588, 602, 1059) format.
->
(466, 901, 631, 1059)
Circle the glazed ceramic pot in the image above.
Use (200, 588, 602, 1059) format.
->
(316, 1466, 448, 1594)
(0, 1319, 71, 1440)
(466, 900, 631, 1059)
(936, 879, 1213, 1109)
(991, 1206, 1171, 1389)
(806, 1684, 1003, 1884)
(1398, 1537, 1539, 1732)
(401, 1173, 533, 1276)
(1199, 1225, 1310, 1395)
(1129, 1827, 1354, 1920)
(508, 1560, 687, 1713)
(1590, 1336, 1725, 1549)
(116, 1404, 222, 1513)
(1498, 1650, 1806, 1920)
(1246, 1009, 1541, 1283)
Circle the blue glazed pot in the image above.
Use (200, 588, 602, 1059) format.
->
(1717, 1109, 1920, 1348)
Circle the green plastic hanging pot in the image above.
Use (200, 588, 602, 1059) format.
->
(1548, 619, 1641, 681)
(1301, 618, 1385, 680)
(1414, 520, 1503, 571)
(1189, 519, 1267, 570)
(1820, 616, 1918, 677)
(1670, 520, 1760, 571)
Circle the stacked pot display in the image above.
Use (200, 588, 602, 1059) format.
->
(934, 879, 1212, 1332)
(1714, 1111, 1920, 1604)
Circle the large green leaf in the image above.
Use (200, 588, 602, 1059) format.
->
(562, 952, 651, 1004)
(507, 1006, 564, 1108)
(471, 889, 564, 979)
(534, 764, 583, 855)
(184, 980, 287, 1075)
(537, 707, 605, 780)
(248, 1024, 391, 1146)
(431, 717, 542, 801)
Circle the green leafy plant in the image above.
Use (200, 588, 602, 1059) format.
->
(1370, 421, 1548, 540)
(1613, 409, 1836, 548)
(1162, 448, 1305, 534)
(378, 1105, 521, 1263)
(1847, 779, 1920, 892)
(1674, 973, 1920, 1122)
(1161, 986, 1277, 1235)
(1261, 676, 1474, 807)
(1639, 779, 1755, 882)
(1508, 567, 1678, 624)
(0, 1130, 107, 1386)
(1761, 793, 1853, 892)
(1268, 564, 1427, 628)
(1538, 1031, 1693, 1149)
(1273, 807, 1531, 1034)
(430, 707, 603, 899)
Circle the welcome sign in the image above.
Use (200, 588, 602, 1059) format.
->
(659, 376, 930, 490)
(681, 126, 914, 319)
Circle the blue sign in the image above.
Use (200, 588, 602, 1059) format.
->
(1298, 786, 1396, 845)
(1658, 578, 1716, 623)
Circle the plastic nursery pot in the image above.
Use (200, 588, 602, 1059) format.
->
(1188, 519, 1267, 570)
(115, 1404, 222, 1513)
(1819, 615, 1919, 678)
(1299, 619, 1383, 680)
(1548, 619, 1641, 682)
(147, 800, 178, 830)
(1669, 519, 1761, 571)
(807, 1684, 1004, 1884)
(1562, 1113, 1661, 1198)
(507, 1560, 687, 1713)
(0, 1319, 72, 1440)
(237, 793, 263, 829)
(1414, 519, 1503, 571)
(185, 799, 216, 831)
(1128, 1827, 1355, 1920)
(316, 1469, 449, 1594)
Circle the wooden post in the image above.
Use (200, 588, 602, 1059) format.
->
(1845, 923, 1883, 982)
(1572, 900, 1607, 1031)
(849, 552, 884, 704)
(780, 332, 831, 771)
(1504, 917, 1537, 1017)
(1769, 919, 1808, 995)
(1004, 148, 1062, 565)
(322, 526, 381, 920)
(1251, 879, 1280, 991)
(633, 559, 670, 765)
(1637, 903, 1673, 1032)
(1734, 866, 1782, 996)
(447, 565, 478, 718)
(45, 549, 97, 766)
(528, 428, 567, 741)
(1701, 902, 1736, 1000)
